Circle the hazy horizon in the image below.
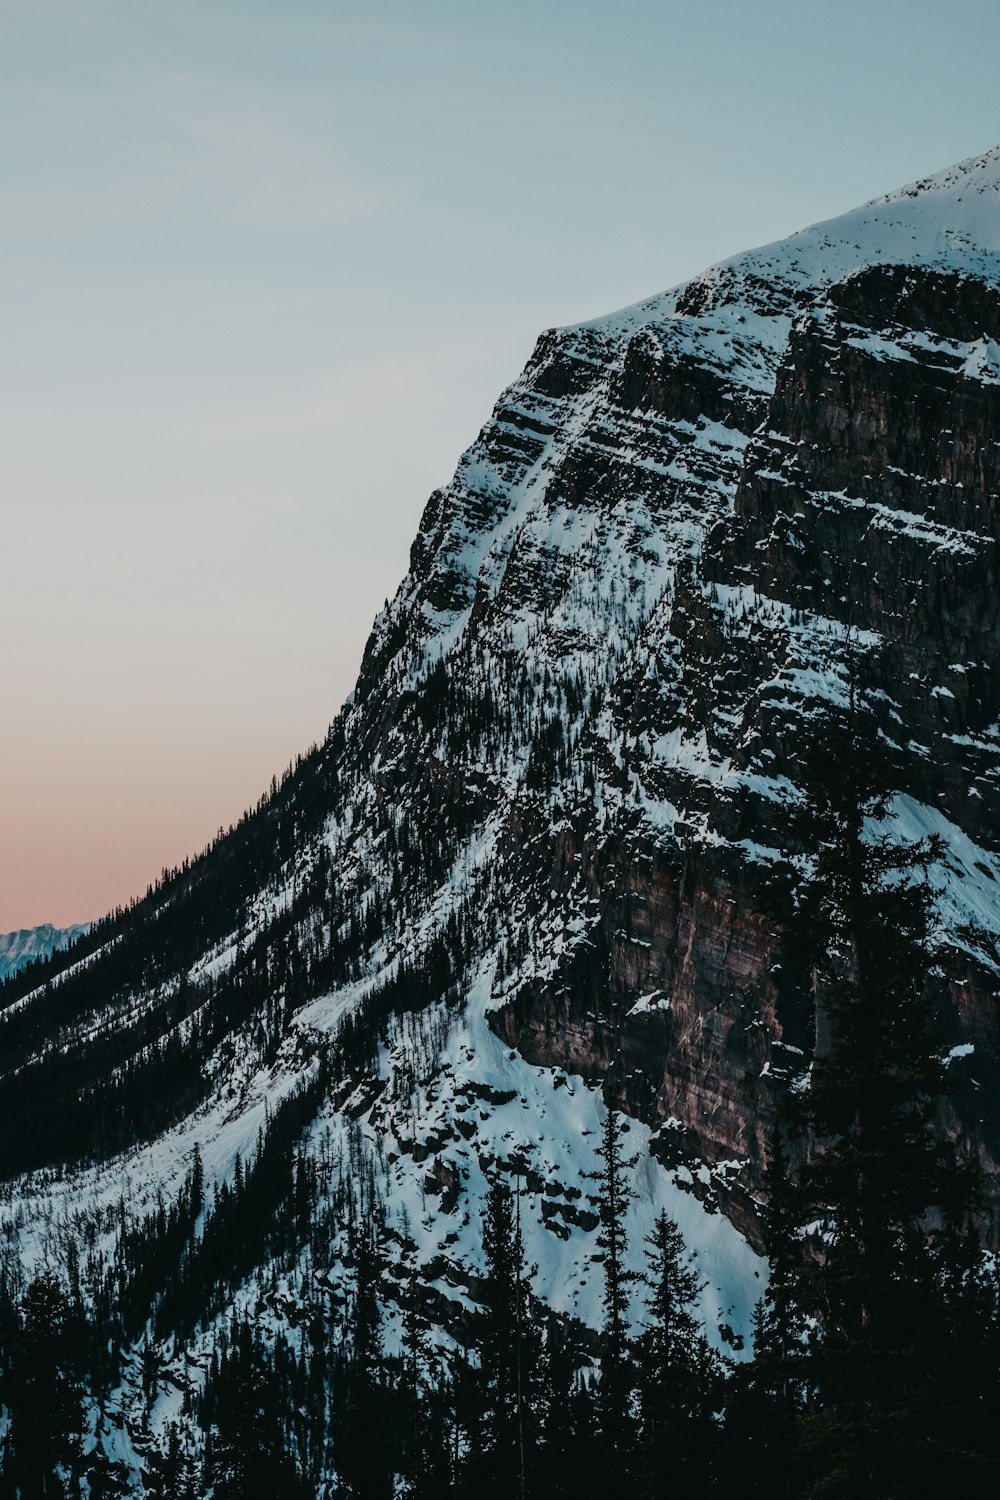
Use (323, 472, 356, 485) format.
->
(4, 0, 1000, 930)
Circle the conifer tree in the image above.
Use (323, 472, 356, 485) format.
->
(469, 1174, 538, 1500)
(776, 711, 988, 1494)
(593, 1107, 636, 1482)
(2, 1271, 83, 1498)
(397, 1299, 450, 1498)
(189, 1143, 204, 1224)
(532, 1331, 600, 1500)
(723, 1135, 803, 1498)
(443, 1344, 479, 1495)
(206, 1322, 307, 1499)
(634, 1211, 721, 1498)
(338, 1232, 392, 1499)
(146, 1422, 185, 1499)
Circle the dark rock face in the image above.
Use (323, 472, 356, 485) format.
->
(9, 149, 1000, 1481)
(6, 152, 1000, 1316)
(714, 266, 1000, 840)
(490, 262, 1000, 1243)
(491, 835, 784, 1247)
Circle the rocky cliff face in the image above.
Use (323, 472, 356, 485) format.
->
(3, 147, 1000, 1481)
(491, 251, 1000, 1239)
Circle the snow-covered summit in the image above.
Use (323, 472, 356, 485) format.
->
(581, 143, 1000, 339)
(0, 921, 89, 983)
(2, 147, 1000, 1488)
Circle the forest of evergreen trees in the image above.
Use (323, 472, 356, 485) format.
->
(3, 1072, 998, 1497)
(1, 711, 999, 1496)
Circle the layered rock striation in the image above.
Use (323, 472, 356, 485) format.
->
(3, 148, 1000, 1475)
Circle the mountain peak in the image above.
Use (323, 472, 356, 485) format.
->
(870, 141, 1000, 208)
(580, 144, 1000, 341)
(0, 921, 89, 982)
(3, 145, 1000, 1487)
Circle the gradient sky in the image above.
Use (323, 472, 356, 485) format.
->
(4, 0, 1000, 930)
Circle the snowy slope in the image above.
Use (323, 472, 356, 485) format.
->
(589, 144, 1000, 335)
(3, 147, 1000, 1488)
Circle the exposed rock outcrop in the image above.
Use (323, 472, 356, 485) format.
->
(4, 158, 1000, 1483)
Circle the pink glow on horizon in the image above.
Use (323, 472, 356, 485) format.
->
(5, 754, 261, 932)
(5, 1, 997, 934)
(0, 615, 374, 932)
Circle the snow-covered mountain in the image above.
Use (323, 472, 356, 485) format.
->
(0, 921, 88, 982)
(4, 146, 1000, 1486)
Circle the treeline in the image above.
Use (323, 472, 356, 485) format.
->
(0, 719, 345, 1015)
(0, 679, 499, 1180)
(1, 1079, 999, 1497)
(2, 699, 1000, 1494)
(0, 1104, 726, 1499)
(0, 634, 604, 1187)
(721, 716, 1000, 1494)
(0, 723, 343, 1177)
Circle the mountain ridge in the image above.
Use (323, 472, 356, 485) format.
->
(3, 147, 1000, 1486)
(0, 921, 89, 982)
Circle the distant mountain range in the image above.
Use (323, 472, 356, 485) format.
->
(0, 921, 89, 982)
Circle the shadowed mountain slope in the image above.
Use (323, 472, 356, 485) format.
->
(4, 146, 1000, 1486)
